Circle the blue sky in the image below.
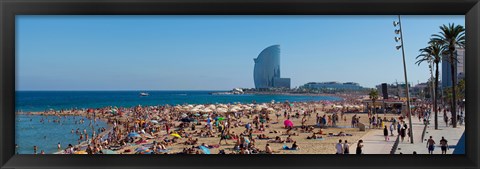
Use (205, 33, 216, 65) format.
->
(16, 15, 464, 91)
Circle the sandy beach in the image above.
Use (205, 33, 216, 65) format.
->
(19, 94, 408, 155)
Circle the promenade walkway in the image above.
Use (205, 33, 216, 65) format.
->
(395, 112, 465, 154)
(349, 124, 396, 154)
(348, 112, 465, 154)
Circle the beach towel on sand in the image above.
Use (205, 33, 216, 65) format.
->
(282, 145, 298, 150)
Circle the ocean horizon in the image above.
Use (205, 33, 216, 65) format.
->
(16, 91, 342, 112)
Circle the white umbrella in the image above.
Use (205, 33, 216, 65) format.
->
(217, 108, 228, 113)
(207, 105, 216, 109)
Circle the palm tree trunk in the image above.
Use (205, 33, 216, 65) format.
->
(450, 54, 457, 128)
(434, 63, 439, 130)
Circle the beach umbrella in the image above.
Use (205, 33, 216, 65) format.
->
(216, 108, 227, 113)
(199, 146, 211, 154)
(181, 113, 188, 118)
(128, 132, 141, 138)
(284, 119, 294, 128)
(202, 114, 209, 117)
(101, 149, 118, 154)
(150, 120, 159, 124)
(203, 108, 213, 113)
(170, 133, 182, 138)
(194, 113, 201, 116)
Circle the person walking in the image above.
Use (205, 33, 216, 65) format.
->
(383, 125, 389, 141)
(397, 122, 402, 136)
(444, 112, 449, 127)
(343, 140, 350, 154)
(400, 127, 406, 142)
(427, 136, 436, 154)
(356, 140, 363, 154)
(440, 136, 449, 154)
(389, 123, 394, 136)
(336, 139, 344, 154)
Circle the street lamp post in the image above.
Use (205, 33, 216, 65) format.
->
(429, 60, 437, 129)
(394, 15, 414, 144)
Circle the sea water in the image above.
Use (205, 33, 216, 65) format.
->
(15, 114, 108, 154)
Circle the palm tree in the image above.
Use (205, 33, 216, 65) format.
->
(369, 89, 379, 116)
(431, 23, 465, 128)
(416, 41, 445, 130)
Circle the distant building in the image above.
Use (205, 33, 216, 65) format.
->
(442, 47, 465, 89)
(411, 82, 429, 98)
(273, 77, 291, 89)
(376, 82, 412, 98)
(303, 81, 364, 91)
(253, 45, 291, 89)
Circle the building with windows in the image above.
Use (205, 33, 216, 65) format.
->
(253, 45, 291, 89)
(442, 47, 465, 89)
(376, 82, 412, 98)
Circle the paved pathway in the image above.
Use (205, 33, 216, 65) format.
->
(349, 112, 465, 154)
(349, 124, 396, 154)
(395, 112, 465, 154)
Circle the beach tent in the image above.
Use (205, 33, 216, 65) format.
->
(199, 146, 211, 154)
(128, 132, 141, 138)
(170, 133, 182, 138)
(284, 119, 294, 128)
